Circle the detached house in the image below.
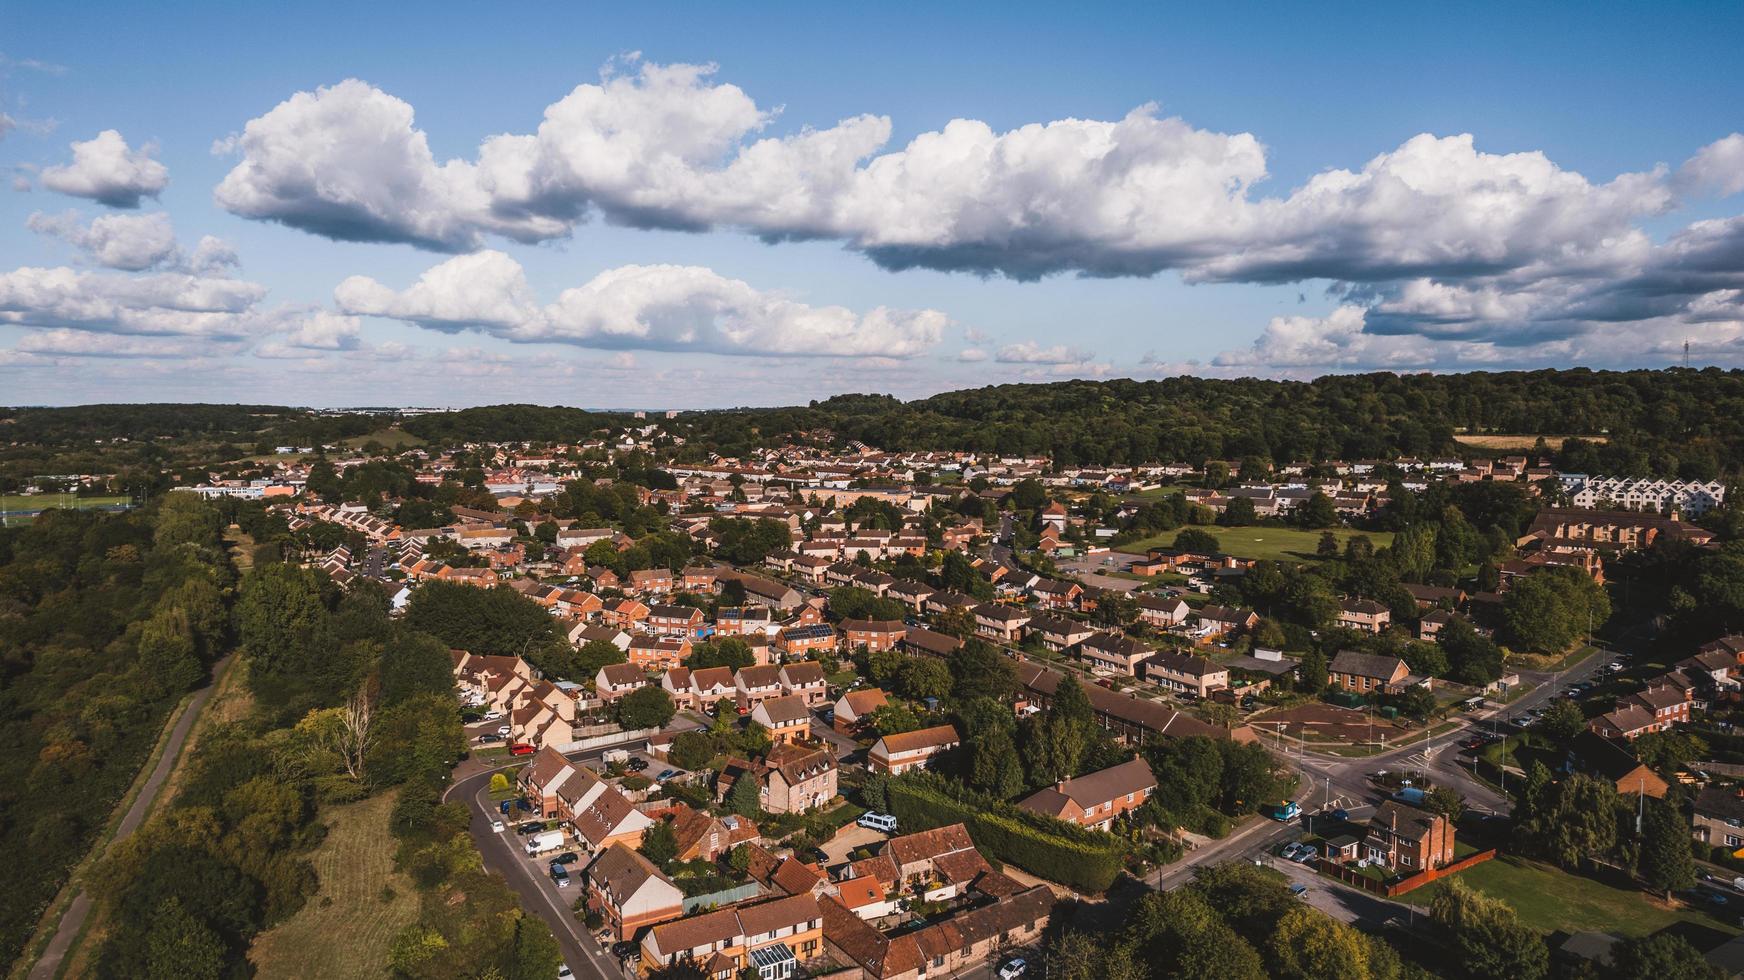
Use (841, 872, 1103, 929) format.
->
(1363, 800, 1455, 872)
(1017, 757, 1156, 831)
(868, 725, 960, 775)
(1328, 650, 1410, 695)
(717, 742, 840, 815)
(833, 688, 889, 735)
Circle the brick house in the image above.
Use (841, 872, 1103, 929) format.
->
(1337, 598, 1392, 634)
(718, 742, 839, 815)
(868, 725, 961, 775)
(646, 604, 706, 639)
(1017, 757, 1156, 831)
(838, 619, 907, 653)
(1078, 631, 1152, 676)
(1327, 650, 1410, 695)
(833, 688, 889, 734)
(628, 634, 691, 671)
(1363, 800, 1455, 872)
(638, 893, 824, 978)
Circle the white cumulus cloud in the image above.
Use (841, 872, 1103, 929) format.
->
(41, 130, 169, 208)
(335, 250, 950, 357)
(995, 340, 1097, 364)
(27, 210, 180, 270)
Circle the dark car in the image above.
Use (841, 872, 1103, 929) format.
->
(611, 941, 639, 959)
(1330, 808, 1350, 822)
(551, 851, 580, 865)
(516, 822, 544, 835)
(475, 733, 503, 744)
(627, 758, 649, 772)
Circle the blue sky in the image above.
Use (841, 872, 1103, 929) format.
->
(2, 1, 1742, 407)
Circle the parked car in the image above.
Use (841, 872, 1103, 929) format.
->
(1330, 808, 1350, 822)
(551, 851, 580, 866)
(509, 743, 536, 756)
(656, 769, 677, 781)
(481, 710, 503, 722)
(611, 941, 639, 959)
(1293, 847, 1317, 864)
(626, 758, 649, 772)
(997, 957, 1029, 980)
(1289, 883, 1309, 899)
(558, 964, 574, 979)
(516, 822, 545, 835)
(476, 733, 503, 744)
(1280, 842, 1305, 861)
(490, 819, 505, 833)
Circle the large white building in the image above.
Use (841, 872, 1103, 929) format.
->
(1564, 476, 1726, 515)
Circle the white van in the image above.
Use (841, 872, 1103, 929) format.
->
(526, 830, 565, 855)
(857, 812, 898, 833)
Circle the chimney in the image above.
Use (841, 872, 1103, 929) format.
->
(1056, 779, 1066, 793)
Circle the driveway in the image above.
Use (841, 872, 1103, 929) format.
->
(821, 823, 887, 865)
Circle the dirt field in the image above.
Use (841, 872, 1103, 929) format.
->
(1452, 434, 1607, 450)
(249, 791, 420, 979)
(1253, 702, 1401, 744)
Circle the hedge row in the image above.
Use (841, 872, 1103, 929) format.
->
(887, 774, 1126, 893)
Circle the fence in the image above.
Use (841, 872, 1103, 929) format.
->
(683, 882, 761, 912)
(1315, 848, 1497, 898)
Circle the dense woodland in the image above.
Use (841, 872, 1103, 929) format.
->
(0, 495, 232, 968)
(12, 369, 1744, 485)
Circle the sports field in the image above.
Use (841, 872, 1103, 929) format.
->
(1118, 524, 1393, 562)
(0, 493, 133, 522)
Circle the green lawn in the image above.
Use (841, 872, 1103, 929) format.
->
(0, 492, 131, 513)
(1405, 854, 1735, 937)
(1117, 524, 1394, 562)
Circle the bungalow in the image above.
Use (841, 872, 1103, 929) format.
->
(1327, 650, 1410, 695)
(596, 662, 650, 702)
(1565, 731, 1669, 799)
(1363, 800, 1455, 872)
(1337, 598, 1392, 634)
(751, 694, 813, 744)
(1142, 650, 1230, 698)
(1403, 583, 1467, 610)
(779, 661, 829, 706)
(557, 526, 616, 549)
(1017, 757, 1156, 831)
(1078, 631, 1152, 676)
(972, 603, 1030, 643)
(569, 622, 631, 651)
(584, 842, 686, 941)
(868, 724, 960, 775)
(833, 688, 889, 735)
(838, 619, 907, 654)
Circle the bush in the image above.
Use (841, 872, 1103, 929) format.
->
(887, 772, 1127, 892)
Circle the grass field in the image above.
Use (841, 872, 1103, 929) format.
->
(341, 426, 425, 450)
(0, 493, 131, 516)
(249, 790, 420, 980)
(1403, 854, 1731, 936)
(1452, 434, 1607, 450)
(1117, 524, 1394, 562)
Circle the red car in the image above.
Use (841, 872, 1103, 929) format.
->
(508, 743, 536, 756)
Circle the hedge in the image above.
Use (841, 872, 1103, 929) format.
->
(887, 773, 1127, 893)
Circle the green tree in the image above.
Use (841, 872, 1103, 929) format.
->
(1316, 531, 1340, 559)
(668, 731, 716, 771)
(640, 820, 679, 869)
(1297, 491, 1338, 530)
(379, 631, 456, 706)
(138, 604, 204, 696)
(869, 702, 922, 736)
(1174, 528, 1220, 553)
(1429, 879, 1549, 980)
(576, 639, 628, 677)
(144, 897, 225, 980)
(402, 580, 556, 658)
(1221, 496, 1258, 527)
(948, 641, 1016, 702)
(1536, 697, 1585, 739)
(1609, 934, 1721, 980)
(898, 658, 952, 701)
(967, 726, 1025, 799)
(726, 771, 763, 818)
(1046, 930, 1147, 980)
(1296, 649, 1329, 695)
(1639, 795, 1696, 899)
(616, 686, 676, 730)
(1267, 903, 1372, 980)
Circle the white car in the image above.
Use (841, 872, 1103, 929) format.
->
(490, 819, 505, 833)
(497, 725, 512, 736)
(482, 710, 503, 722)
(998, 957, 1028, 979)
(557, 966, 574, 979)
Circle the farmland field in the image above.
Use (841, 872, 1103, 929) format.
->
(1452, 434, 1606, 450)
(1117, 524, 1393, 562)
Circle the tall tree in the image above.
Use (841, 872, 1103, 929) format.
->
(1639, 795, 1696, 899)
